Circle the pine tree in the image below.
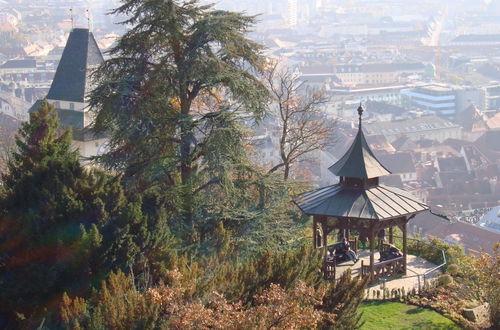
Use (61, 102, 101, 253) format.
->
(89, 0, 269, 230)
(320, 269, 369, 329)
(0, 100, 96, 321)
(0, 101, 175, 326)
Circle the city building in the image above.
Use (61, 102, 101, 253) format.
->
(363, 115, 462, 143)
(451, 34, 500, 47)
(477, 206, 500, 234)
(411, 211, 500, 254)
(484, 84, 500, 110)
(334, 62, 426, 86)
(401, 85, 456, 117)
(377, 152, 417, 182)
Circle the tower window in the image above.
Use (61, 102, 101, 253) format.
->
(70, 103, 75, 110)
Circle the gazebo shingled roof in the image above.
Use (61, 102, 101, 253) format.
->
(295, 105, 428, 220)
(328, 124, 391, 179)
(295, 184, 428, 220)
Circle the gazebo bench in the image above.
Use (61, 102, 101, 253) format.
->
(379, 241, 403, 262)
(327, 238, 358, 264)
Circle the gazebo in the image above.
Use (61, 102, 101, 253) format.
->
(294, 105, 429, 281)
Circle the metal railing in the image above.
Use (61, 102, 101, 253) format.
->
(423, 248, 447, 282)
(384, 235, 447, 291)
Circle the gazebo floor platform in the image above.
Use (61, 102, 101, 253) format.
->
(335, 250, 439, 292)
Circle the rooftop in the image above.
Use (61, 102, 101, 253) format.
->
(477, 206, 500, 234)
(377, 153, 416, 174)
(46, 28, 104, 103)
(364, 116, 460, 136)
(0, 59, 36, 69)
(452, 34, 500, 43)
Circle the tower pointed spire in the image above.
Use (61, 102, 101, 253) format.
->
(46, 28, 103, 104)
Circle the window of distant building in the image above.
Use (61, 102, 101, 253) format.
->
(70, 103, 75, 110)
(55, 101, 60, 109)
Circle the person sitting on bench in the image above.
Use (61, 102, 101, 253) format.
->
(388, 244, 402, 259)
(380, 243, 402, 261)
(340, 237, 358, 263)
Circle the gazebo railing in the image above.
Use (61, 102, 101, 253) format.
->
(323, 256, 336, 280)
(391, 235, 447, 283)
(360, 256, 404, 279)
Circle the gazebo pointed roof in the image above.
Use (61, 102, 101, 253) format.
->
(294, 104, 428, 220)
(329, 105, 391, 179)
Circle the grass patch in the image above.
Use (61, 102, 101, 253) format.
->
(359, 301, 460, 330)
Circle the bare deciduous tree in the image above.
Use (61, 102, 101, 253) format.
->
(264, 61, 335, 180)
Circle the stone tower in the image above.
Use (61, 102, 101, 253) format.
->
(29, 28, 107, 159)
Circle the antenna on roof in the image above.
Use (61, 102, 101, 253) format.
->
(70, 8, 74, 30)
(86, 9, 92, 31)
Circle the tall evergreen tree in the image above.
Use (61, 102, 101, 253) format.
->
(89, 0, 269, 229)
(0, 100, 106, 322)
(0, 101, 175, 326)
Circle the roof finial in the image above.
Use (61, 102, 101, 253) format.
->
(357, 102, 364, 128)
(86, 9, 92, 31)
(70, 8, 74, 30)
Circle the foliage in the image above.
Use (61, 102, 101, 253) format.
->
(437, 274, 453, 287)
(320, 269, 369, 329)
(407, 244, 500, 328)
(86, 1, 317, 254)
(0, 2, 423, 329)
(169, 242, 325, 304)
(446, 264, 459, 276)
(407, 237, 464, 271)
(0, 101, 175, 327)
(60, 271, 164, 329)
(0, 100, 113, 322)
(59, 265, 367, 329)
(89, 0, 269, 217)
(407, 286, 473, 329)
(453, 243, 500, 327)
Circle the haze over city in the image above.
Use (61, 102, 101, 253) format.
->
(0, 1, 498, 329)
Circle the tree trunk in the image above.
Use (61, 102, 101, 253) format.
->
(283, 164, 290, 180)
(180, 97, 194, 229)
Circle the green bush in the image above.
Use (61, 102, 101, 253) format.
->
(407, 237, 464, 271)
(447, 264, 459, 276)
(437, 274, 453, 287)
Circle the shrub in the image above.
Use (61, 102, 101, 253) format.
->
(447, 264, 459, 276)
(437, 274, 453, 287)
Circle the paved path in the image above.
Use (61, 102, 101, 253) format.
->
(335, 250, 439, 293)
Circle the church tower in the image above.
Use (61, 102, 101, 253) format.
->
(29, 28, 107, 159)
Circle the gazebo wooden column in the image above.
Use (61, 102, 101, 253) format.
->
(312, 216, 318, 248)
(322, 219, 328, 258)
(369, 225, 375, 276)
(402, 219, 408, 275)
